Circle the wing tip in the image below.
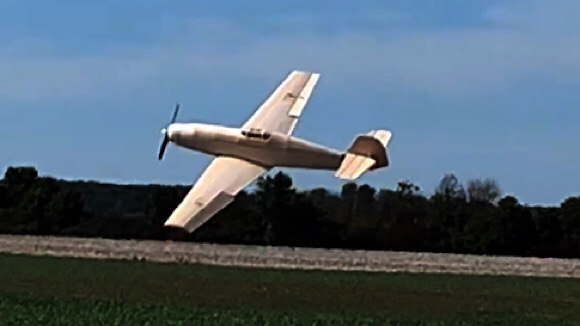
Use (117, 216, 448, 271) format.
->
(291, 69, 320, 77)
(163, 221, 189, 231)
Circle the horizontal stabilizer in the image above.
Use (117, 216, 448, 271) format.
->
(335, 154, 376, 180)
(335, 129, 392, 180)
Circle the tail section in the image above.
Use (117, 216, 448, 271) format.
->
(335, 130, 392, 180)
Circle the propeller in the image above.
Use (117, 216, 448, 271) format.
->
(158, 103, 180, 160)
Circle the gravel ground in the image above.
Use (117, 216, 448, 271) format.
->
(1, 234, 579, 278)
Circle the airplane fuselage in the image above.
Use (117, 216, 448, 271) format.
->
(166, 123, 344, 170)
(157, 70, 392, 234)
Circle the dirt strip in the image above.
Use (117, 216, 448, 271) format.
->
(1, 234, 579, 278)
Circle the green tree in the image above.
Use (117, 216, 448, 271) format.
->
(339, 182, 358, 226)
(254, 171, 297, 245)
(496, 195, 536, 255)
(2, 166, 39, 207)
(558, 196, 580, 257)
(145, 185, 181, 240)
(346, 184, 377, 247)
(531, 207, 561, 257)
(466, 178, 501, 204)
(429, 173, 468, 252)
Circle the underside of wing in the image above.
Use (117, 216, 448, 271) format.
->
(164, 157, 268, 233)
(242, 70, 320, 136)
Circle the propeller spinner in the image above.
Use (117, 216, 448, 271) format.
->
(158, 103, 180, 160)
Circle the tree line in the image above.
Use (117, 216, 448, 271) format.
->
(1, 165, 579, 258)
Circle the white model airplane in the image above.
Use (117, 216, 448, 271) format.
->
(158, 70, 392, 233)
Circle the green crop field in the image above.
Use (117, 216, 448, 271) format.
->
(0, 253, 579, 325)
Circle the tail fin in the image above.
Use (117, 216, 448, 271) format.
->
(335, 130, 392, 180)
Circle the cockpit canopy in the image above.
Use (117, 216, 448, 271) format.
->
(241, 128, 271, 140)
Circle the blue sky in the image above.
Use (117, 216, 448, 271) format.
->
(1, 0, 579, 205)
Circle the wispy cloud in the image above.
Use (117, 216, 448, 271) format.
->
(1, 1, 579, 102)
(0, 53, 163, 101)
(482, 0, 580, 34)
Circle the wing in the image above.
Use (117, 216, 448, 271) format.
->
(242, 70, 320, 136)
(164, 157, 268, 233)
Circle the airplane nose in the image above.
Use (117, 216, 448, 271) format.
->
(166, 125, 178, 140)
(165, 124, 194, 141)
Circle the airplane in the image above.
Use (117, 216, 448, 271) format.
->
(158, 70, 393, 233)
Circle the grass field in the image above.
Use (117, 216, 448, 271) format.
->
(0, 253, 579, 325)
